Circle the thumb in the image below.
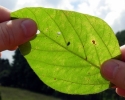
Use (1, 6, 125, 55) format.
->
(101, 59, 125, 89)
(0, 19, 37, 51)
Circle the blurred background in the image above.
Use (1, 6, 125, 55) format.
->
(0, 0, 125, 100)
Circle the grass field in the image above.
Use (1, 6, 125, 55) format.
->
(0, 86, 61, 100)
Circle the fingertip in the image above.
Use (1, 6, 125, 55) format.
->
(116, 88, 125, 97)
(0, 6, 10, 22)
(100, 59, 119, 80)
(8, 46, 18, 50)
(0, 18, 37, 51)
(120, 45, 125, 61)
(101, 59, 125, 90)
(21, 19, 37, 38)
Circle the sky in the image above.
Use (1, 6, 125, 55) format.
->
(0, 0, 125, 63)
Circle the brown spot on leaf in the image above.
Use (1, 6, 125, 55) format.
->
(85, 57, 87, 60)
(54, 78, 56, 80)
(92, 40, 96, 45)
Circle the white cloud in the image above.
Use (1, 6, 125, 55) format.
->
(105, 12, 121, 27)
(77, 0, 103, 15)
(13, 0, 76, 11)
(112, 10, 125, 32)
(13, 0, 45, 11)
(56, 0, 74, 10)
(0, 0, 17, 10)
(1, 50, 15, 64)
(105, 0, 125, 12)
(104, 0, 125, 32)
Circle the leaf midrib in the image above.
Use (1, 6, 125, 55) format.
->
(14, 8, 100, 69)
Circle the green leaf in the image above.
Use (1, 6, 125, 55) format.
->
(11, 7, 121, 94)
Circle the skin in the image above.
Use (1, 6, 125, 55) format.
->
(0, 6, 125, 97)
(101, 45, 125, 97)
(0, 6, 37, 54)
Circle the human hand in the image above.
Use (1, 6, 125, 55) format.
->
(0, 6, 37, 56)
(101, 45, 125, 97)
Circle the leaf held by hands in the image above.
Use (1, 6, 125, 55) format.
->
(11, 7, 121, 94)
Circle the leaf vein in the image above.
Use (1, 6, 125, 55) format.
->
(43, 8, 67, 46)
(84, 15, 112, 58)
(62, 11, 87, 59)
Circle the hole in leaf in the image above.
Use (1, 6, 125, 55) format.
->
(36, 30, 40, 34)
(67, 42, 70, 46)
(57, 32, 61, 35)
(57, 32, 61, 37)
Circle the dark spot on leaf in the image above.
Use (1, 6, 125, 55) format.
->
(67, 42, 70, 46)
(92, 40, 96, 45)
(54, 78, 56, 80)
(85, 57, 87, 60)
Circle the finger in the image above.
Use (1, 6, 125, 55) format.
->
(101, 59, 125, 89)
(0, 6, 10, 22)
(120, 45, 125, 61)
(0, 18, 37, 52)
(8, 46, 18, 50)
(116, 87, 125, 97)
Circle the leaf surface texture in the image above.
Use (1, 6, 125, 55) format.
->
(11, 7, 121, 94)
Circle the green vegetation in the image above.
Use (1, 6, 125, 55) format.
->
(116, 30, 125, 46)
(0, 86, 60, 100)
(11, 7, 121, 94)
